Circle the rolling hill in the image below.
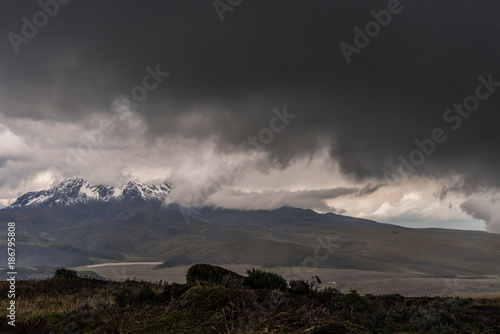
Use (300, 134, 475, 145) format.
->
(1, 179, 499, 277)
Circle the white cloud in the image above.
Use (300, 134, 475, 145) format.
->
(461, 193, 500, 233)
(0, 112, 495, 233)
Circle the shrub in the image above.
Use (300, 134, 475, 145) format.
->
(288, 279, 311, 295)
(112, 284, 158, 307)
(244, 268, 287, 291)
(53, 268, 78, 279)
(221, 273, 245, 289)
(162, 283, 193, 301)
(186, 264, 243, 285)
(112, 286, 132, 308)
(288, 276, 322, 295)
(315, 286, 342, 305)
(138, 285, 157, 303)
(362, 308, 394, 334)
(321, 286, 341, 296)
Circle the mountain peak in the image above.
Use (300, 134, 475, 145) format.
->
(6, 178, 171, 210)
(63, 176, 85, 182)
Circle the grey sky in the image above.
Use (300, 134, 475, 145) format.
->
(1, 0, 499, 232)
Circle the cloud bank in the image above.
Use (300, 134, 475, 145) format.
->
(1, 1, 499, 232)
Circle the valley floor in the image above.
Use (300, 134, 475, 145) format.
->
(71, 263, 500, 297)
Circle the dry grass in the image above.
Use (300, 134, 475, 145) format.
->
(0, 270, 499, 333)
(0, 277, 165, 323)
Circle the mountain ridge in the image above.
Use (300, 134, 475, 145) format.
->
(5, 177, 172, 210)
(1, 178, 499, 277)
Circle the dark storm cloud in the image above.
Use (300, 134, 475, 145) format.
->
(1, 0, 499, 191)
(356, 183, 384, 197)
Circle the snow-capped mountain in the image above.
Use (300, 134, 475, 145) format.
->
(6, 177, 171, 209)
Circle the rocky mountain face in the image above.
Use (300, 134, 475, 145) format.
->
(5, 177, 171, 210)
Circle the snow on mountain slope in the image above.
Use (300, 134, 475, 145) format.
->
(6, 177, 171, 209)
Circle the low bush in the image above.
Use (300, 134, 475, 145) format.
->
(112, 284, 158, 307)
(186, 264, 243, 285)
(288, 279, 311, 295)
(244, 268, 288, 291)
(53, 268, 78, 279)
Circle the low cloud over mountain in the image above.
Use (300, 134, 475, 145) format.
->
(1, 1, 499, 232)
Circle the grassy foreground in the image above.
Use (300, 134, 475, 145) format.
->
(0, 265, 499, 333)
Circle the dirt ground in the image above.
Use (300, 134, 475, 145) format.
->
(71, 263, 500, 297)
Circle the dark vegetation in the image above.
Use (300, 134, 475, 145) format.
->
(0, 264, 499, 333)
(53, 268, 78, 279)
(186, 263, 243, 285)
